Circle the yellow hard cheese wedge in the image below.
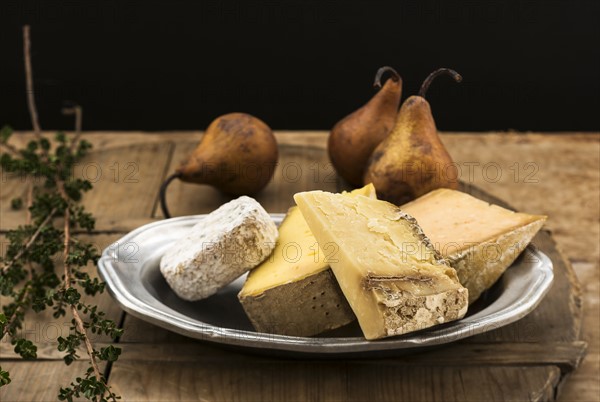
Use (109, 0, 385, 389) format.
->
(401, 188, 546, 303)
(294, 190, 468, 340)
(238, 184, 376, 336)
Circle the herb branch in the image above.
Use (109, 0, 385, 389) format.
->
(0, 26, 122, 402)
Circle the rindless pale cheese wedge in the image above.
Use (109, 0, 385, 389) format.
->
(238, 184, 376, 337)
(401, 188, 547, 303)
(294, 190, 468, 340)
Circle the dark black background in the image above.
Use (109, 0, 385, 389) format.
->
(1, 0, 598, 131)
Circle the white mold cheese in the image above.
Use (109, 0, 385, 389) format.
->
(160, 196, 278, 301)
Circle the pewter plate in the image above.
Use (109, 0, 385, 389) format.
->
(97, 214, 554, 356)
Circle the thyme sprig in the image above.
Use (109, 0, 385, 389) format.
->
(0, 26, 122, 402)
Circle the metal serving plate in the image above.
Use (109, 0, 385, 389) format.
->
(97, 214, 554, 356)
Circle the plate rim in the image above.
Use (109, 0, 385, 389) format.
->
(97, 214, 554, 354)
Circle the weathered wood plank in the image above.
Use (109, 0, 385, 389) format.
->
(119, 315, 190, 343)
(76, 141, 173, 230)
(107, 362, 559, 402)
(9, 340, 586, 374)
(0, 360, 107, 402)
(100, 341, 586, 371)
(1, 141, 173, 231)
(556, 263, 600, 402)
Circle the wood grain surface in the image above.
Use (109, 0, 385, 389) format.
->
(1, 131, 598, 402)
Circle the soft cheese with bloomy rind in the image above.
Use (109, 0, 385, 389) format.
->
(294, 190, 468, 340)
(238, 184, 375, 337)
(401, 189, 546, 302)
(160, 196, 278, 301)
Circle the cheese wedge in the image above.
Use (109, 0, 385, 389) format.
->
(294, 190, 468, 340)
(238, 184, 376, 336)
(401, 188, 546, 303)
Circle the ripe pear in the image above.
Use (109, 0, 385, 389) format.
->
(328, 67, 402, 186)
(364, 68, 461, 205)
(160, 113, 278, 218)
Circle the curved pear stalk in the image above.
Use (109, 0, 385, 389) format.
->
(418, 68, 462, 97)
(159, 113, 278, 219)
(364, 68, 462, 205)
(159, 172, 183, 219)
(374, 66, 402, 89)
(328, 67, 403, 186)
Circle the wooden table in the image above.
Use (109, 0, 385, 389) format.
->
(1, 131, 598, 401)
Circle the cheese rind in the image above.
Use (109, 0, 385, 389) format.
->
(160, 196, 278, 301)
(401, 189, 546, 302)
(294, 190, 468, 340)
(238, 184, 375, 336)
(240, 268, 355, 336)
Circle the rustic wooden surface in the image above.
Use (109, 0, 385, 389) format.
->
(0, 131, 598, 402)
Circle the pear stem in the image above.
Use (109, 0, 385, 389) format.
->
(373, 66, 402, 88)
(418, 68, 462, 98)
(159, 172, 183, 219)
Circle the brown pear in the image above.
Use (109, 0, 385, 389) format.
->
(328, 67, 402, 186)
(160, 113, 278, 218)
(364, 68, 461, 205)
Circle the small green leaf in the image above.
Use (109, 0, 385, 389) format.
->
(55, 131, 67, 143)
(0, 314, 6, 337)
(99, 345, 121, 362)
(27, 141, 38, 152)
(10, 198, 23, 210)
(0, 125, 13, 143)
(13, 338, 37, 359)
(63, 354, 76, 365)
(0, 366, 11, 387)
(0, 153, 12, 168)
(40, 137, 51, 151)
(58, 387, 72, 401)
(63, 288, 81, 304)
